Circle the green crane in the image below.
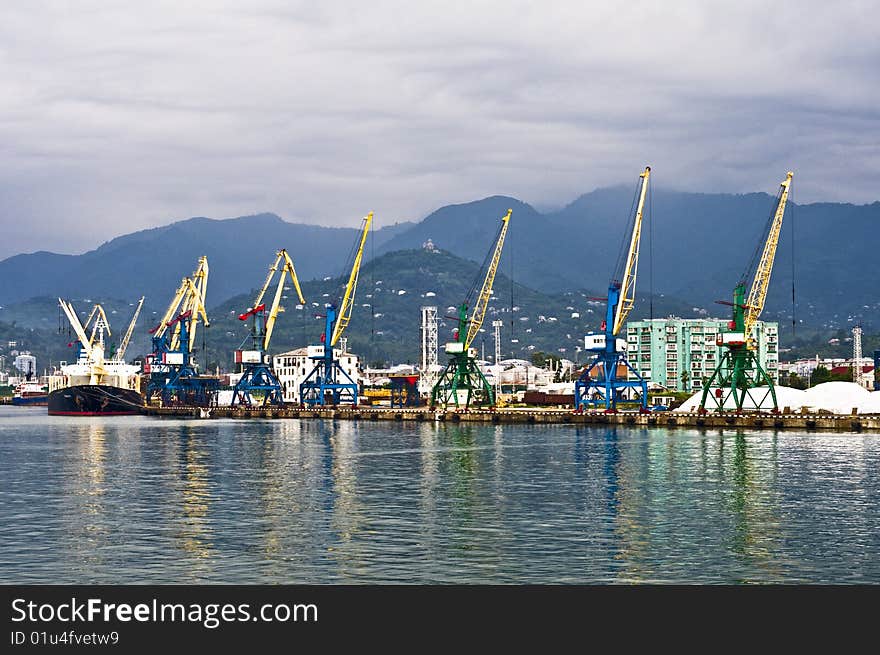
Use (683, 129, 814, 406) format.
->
(431, 209, 512, 409)
(699, 172, 793, 412)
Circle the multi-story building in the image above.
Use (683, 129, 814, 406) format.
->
(625, 317, 778, 392)
(271, 347, 360, 404)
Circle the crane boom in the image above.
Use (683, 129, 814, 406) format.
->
(152, 279, 188, 338)
(186, 256, 209, 349)
(743, 171, 793, 340)
(465, 209, 512, 349)
(59, 299, 93, 356)
(84, 304, 111, 347)
(115, 296, 144, 361)
(262, 249, 306, 351)
(612, 166, 650, 336)
(331, 212, 372, 346)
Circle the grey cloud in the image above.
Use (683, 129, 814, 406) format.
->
(0, 0, 877, 259)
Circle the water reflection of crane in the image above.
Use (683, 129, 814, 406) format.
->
(68, 422, 109, 572)
(176, 427, 215, 570)
(726, 432, 781, 579)
(439, 424, 478, 526)
(325, 421, 368, 580)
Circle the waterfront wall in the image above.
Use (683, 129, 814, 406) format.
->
(142, 405, 880, 432)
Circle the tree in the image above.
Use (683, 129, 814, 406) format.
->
(786, 372, 808, 390)
(811, 365, 831, 385)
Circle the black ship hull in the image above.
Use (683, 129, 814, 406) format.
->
(48, 385, 144, 416)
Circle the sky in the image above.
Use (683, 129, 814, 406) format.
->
(1, 1, 878, 259)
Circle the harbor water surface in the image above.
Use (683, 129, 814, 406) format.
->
(1, 407, 878, 584)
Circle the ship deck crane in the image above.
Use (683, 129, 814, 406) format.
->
(58, 299, 111, 381)
(575, 166, 651, 412)
(231, 249, 306, 406)
(146, 256, 216, 406)
(114, 296, 144, 362)
(60, 299, 105, 361)
(431, 208, 512, 409)
(699, 172, 793, 412)
(300, 212, 372, 406)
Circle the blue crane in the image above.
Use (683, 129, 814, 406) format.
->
(575, 167, 651, 412)
(146, 256, 216, 406)
(300, 213, 372, 406)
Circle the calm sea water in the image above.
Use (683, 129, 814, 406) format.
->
(1, 406, 878, 584)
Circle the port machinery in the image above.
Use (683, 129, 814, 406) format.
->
(699, 172, 793, 413)
(574, 167, 651, 412)
(431, 208, 512, 410)
(231, 249, 306, 406)
(300, 212, 372, 406)
(146, 256, 217, 406)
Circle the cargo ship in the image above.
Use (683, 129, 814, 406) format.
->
(48, 298, 145, 416)
(12, 380, 49, 406)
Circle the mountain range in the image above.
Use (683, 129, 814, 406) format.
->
(1, 182, 878, 363)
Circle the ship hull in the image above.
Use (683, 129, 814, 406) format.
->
(12, 396, 49, 406)
(48, 385, 144, 416)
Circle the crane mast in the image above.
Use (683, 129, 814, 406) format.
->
(300, 213, 372, 407)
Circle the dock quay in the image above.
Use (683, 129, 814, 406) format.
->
(141, 405, 880, 432)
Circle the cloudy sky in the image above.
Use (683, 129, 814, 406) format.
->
(0, 1, 877, 258)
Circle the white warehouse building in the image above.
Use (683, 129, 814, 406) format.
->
(272, 347, 361, 404)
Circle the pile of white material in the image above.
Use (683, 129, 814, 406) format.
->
(675, 382, 880, 414)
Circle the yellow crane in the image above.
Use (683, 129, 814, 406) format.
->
(232, 248, 306, 406)
(700, 171, 793, 412)
(612, 166, 651, 336)
(431, 209, 512, 409)
(300, 213, 373, 406)
(147, 256, 215, 406)
(743, 171, 793, 342)
(331, 212, 373, 346)
(151, 256, 210, 353)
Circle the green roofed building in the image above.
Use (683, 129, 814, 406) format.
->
(625, 317, 779, 392)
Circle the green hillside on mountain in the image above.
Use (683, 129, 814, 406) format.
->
(198, 247, 701, 369)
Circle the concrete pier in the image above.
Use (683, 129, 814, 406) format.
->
(141, 405, 880, 432)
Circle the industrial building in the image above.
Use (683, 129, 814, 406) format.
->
(625, 317, 779, 392)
